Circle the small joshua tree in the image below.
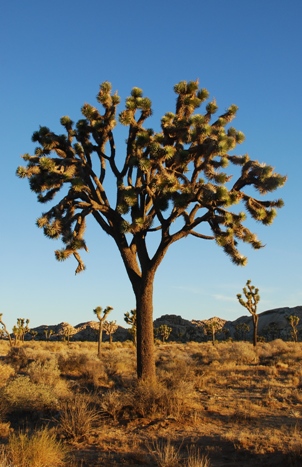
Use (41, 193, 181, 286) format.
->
(204, 318, 223, 345)
(94, 306, 113, 358)
(0, 313, 13, 347)
(58, 323, 76, 344)
(287, 315, 300, 342)
(155, 324, 172, 343)
(103, 320, 118, 345)
(237, 280, 260, 346)
(124, 309, 137, 345)
(44, 327, 54, 341)
(12, 318, 30, 344)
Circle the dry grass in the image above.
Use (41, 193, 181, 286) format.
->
(1, 427, 66, 467)
(0, 339, 301, 465)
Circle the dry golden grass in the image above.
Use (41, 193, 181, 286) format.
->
(0, 339, 301, 465)
(1, 427, 67, 467)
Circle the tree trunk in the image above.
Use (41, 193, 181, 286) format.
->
(253, 314, 258, 347)
(135, 277, 156, 382)
(98, 324, 103, 358)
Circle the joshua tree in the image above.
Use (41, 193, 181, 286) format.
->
(237, 280, 260, 346)
(94, 306, 113, 358)
(287, 315, 300, 342)
(204, 318, 223, 345)
(12, 318, 30, 344)
(124, 309, 137, 345)
(30, 330, 38, 340)
(44, 327, 54, 341)
(103, 320, 118, 345)
(58, 323, 76, 344)
(0, 313, 13, 347)
(155, 324, 172, 343)
(17, 80, 286, 381)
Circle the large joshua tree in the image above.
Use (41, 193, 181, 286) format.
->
(16, 80, 286, 381)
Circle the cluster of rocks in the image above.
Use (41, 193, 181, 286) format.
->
(154, 306, 302, 342)
(18, 305, 302, 343)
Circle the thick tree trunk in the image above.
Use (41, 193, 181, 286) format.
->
(135, 277, 156, 382)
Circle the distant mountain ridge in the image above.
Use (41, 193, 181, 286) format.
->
(25, 305, 302, 343)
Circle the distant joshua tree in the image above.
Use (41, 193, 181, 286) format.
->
(44, 327, 54, 341)
(237, 280, 260, 347)
(103, 320, 118, 345)
(12, 318, 30, 344)
(287, 315, 300, 342)
(94, 306, 113, 358)
(204, 318, 224, 345)
(58, 324, 76, 344)
(124, 309, 137, 345)
(155, 324, 172, 343)
(30, 330, 38, 340)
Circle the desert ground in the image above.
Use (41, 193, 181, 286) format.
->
(0, 338, 302, 466)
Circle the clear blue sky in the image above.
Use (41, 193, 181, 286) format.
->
(1, 0, 301, 330)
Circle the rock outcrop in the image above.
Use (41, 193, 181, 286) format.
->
(17, 305, 302, 343)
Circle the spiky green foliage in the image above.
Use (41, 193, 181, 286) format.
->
(17, 80, 286, 273)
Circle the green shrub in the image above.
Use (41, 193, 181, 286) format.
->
(27, 358, 61, 387)
(3, 376, 58, 412)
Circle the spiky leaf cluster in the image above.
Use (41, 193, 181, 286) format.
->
(17, 80, 286, 273)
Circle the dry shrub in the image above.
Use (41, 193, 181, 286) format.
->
(220, 342, 258, 365)
(127, 379, 188, 420)
(157, 351, 195, 386)
(58, 351, 92, 377)
(27, 358, 60, 386)
(26, 357, 70, 399)
(0, 363, 15, 388)
(0, 421, 11, 439)
(58, 395, 101, 442)
(81, 359, 108, 388)
(4, 427, 66, 467)
(5, 347, 29, 372)
(100, 389, 125, 421)
(3, 376, 58, 412)
(103, 347, 136, 383)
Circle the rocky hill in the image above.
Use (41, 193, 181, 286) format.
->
(24, 305, 302, 343)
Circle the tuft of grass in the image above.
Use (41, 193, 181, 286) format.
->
(186, 445, 211, 467)
(3, 427, 67, 467)
(147, 438, 181, 467)
(57, 395, 101, 442)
